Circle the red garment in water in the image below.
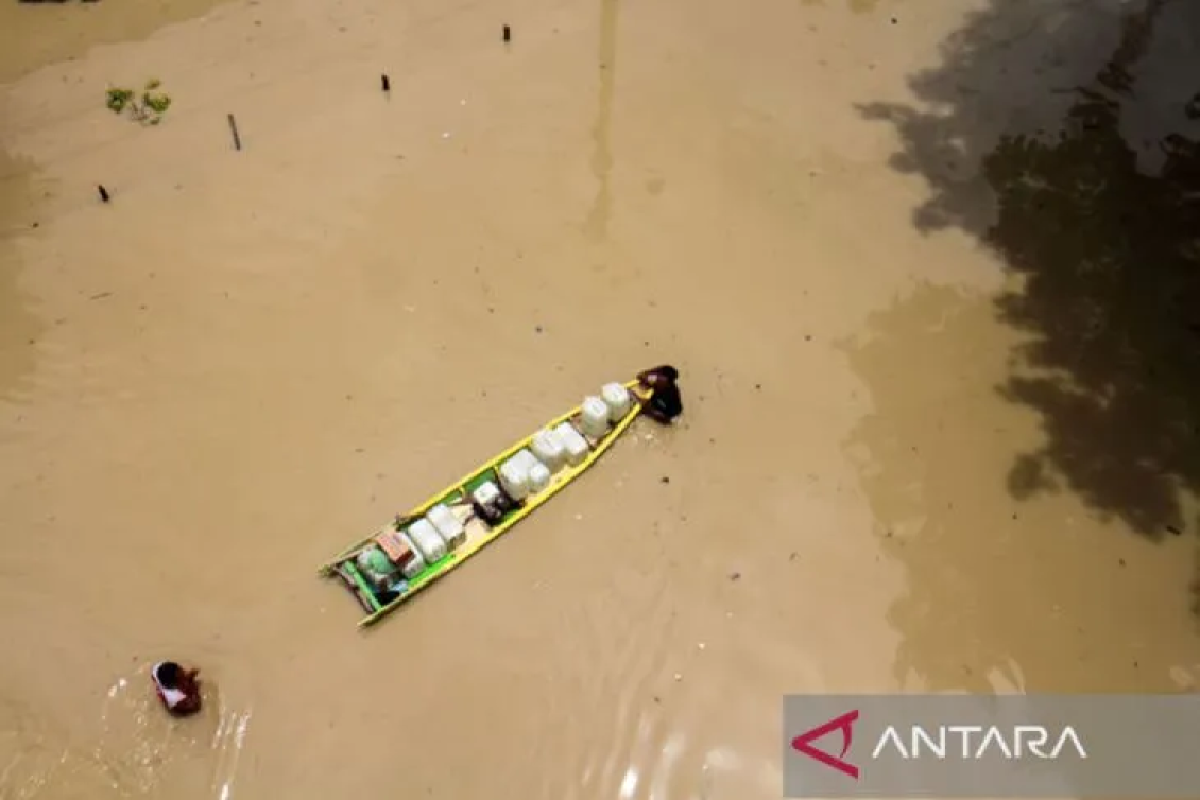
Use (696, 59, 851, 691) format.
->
(151, 662, 201, 716)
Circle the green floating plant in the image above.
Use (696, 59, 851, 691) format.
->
(105, 78, 172, 125)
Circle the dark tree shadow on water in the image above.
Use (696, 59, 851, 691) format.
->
(861, 0, 1200, 538)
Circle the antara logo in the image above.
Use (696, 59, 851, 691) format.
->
(791, 710, 1088, 781)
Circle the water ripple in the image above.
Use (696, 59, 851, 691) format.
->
(0, 669, 252, 799)
(208, 705, 251, 800)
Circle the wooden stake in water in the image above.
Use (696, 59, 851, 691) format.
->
(227, 114, 242, 151)
(502, 24, 511, 42)
(98, 185, 110, 203)
(381, 74, 391, 92)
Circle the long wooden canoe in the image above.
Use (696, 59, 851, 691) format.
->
(319, 378, 651, 627)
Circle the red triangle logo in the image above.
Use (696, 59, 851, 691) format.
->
(791, 709, 860, 780)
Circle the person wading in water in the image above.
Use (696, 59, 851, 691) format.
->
(635, 365, 683, 424)
(150, 661, 202, 717)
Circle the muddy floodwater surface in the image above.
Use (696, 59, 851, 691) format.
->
(3, 0, 1200, 797)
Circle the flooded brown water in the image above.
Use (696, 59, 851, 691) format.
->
(3, 0, 1200, 797)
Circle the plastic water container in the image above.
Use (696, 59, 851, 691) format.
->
(397, 532, 427, 579)
(580, 396, 609, 438)
(499, 456, 530, 500)
(512, 449, 540, 472)
(531, 429, 566, 472)
(426, 503, 466, 551)
(528, 461, 551, 493)
(407, 518, 447, 563)
(473, 480, 501, 507)
(554, 421, 590, 466)
(601, 382, 632, 420)
(499, 449, 539, 500)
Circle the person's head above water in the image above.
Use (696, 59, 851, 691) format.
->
(154, 661, 183, 688)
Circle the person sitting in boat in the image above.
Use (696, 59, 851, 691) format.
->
(636, 365, 683, 424)
(150, 661, 202, 717)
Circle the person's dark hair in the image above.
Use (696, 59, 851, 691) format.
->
(156, 662, 182, 688)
